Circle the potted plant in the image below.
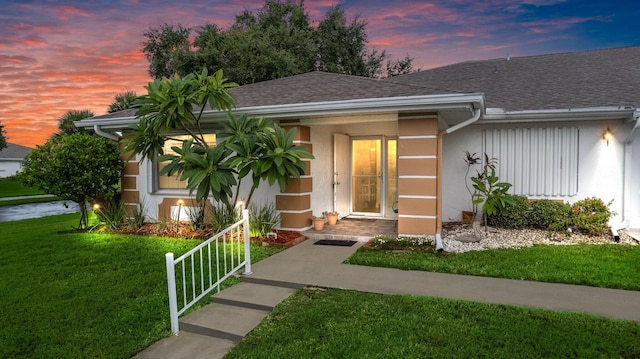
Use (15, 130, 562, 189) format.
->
(312, 215, 325, 231)
(323, 211, 339, 226)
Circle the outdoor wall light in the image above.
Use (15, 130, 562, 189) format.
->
(603, 127, 613, 146)
(176, 199, 185, 206)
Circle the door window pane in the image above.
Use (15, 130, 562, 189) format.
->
(352, 139, 381, 213)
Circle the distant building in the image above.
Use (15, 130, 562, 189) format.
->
(0, 143, 32, 178)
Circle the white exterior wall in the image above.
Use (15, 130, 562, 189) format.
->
(442, 120, 630, 224)
(0, 160, 23, 178)
(626, 136, 640, 228)
(133, 157, 281, 222)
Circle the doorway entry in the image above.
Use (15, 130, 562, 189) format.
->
(334, 135, 397, 218)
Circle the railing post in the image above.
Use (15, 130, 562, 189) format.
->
(242, 208, 252, 275)
(165, 253, 180, 335)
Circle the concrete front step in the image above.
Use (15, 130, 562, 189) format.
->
(132, 331, 236, 359)
(179, 302, 269, 340)
(240, 276, 306, 290)
(134, 281, 301, 359)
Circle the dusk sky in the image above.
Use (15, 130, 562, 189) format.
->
(1, 0, 639, 148)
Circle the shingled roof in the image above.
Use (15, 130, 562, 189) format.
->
(88, 71, 455, 121)
(0, 143, 32, 160)
(229, 71, 453, 107)
(389, 46, 640, 111)
(87, 46, 640, 123)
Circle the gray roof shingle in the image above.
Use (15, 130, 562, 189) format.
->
(229, 71, 454, 107)
(0, 143, 32, 159)
(388, 46, 640, 111)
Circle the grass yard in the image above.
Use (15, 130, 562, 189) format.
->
(0, 196, 62, 206)
(225, 287, 640, 358)
(0, 213, 282, 359)
(346, 243, 640, 291)
(0, 177, 45, 197)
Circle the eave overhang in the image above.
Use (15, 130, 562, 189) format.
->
(75, 93, 485, 131)
(482, 106, 637, 123)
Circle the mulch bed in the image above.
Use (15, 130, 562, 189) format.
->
(101, 223, 305, 247)
(254, 230, 306, 247)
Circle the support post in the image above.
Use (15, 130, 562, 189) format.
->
(165, 252, 180, 335)
(242, 209, 252, 275)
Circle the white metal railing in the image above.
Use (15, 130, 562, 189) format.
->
(165, 208, 252, 335)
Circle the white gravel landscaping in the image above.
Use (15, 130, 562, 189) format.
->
(441, 222, 639, 253)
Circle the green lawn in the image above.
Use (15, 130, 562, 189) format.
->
(0, 196, 62, 206)
(0, 213, 282, 359)
(0, 177, 45, 197)
(346, 243, 640, 291)
(225, 288, 640, 358)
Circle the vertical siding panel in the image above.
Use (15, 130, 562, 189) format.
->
(482, 127, 578, 197)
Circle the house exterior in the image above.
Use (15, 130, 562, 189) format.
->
(76, 46, 640, 236)
(0, 143, 32, 178)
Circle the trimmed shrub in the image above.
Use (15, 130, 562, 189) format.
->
(570, 197, 614, 235)
(529, 199, 573, 231)
(486, 194, 531, 229)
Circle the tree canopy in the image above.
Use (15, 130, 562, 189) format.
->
(141, 0, 415, 83)
(19, 133, 123, 228)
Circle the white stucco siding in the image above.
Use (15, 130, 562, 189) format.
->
(133, 156, 281, 222)
(0, 160, 23, 178)
(442, 120, 630, 224)
(625, 137, 640, 228)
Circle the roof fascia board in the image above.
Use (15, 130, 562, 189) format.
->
(76, 93, 484, 130)
(482, 106, 636, 123)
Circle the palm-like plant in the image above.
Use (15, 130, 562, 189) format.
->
(125, 68, 314, 212)
(107, 90, 137, 113)
(57, 110, 94, 135)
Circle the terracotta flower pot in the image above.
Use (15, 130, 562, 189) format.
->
(326, 213, 338, 226)
(313, 218, 325, 231)
(462, 211, 475, 224)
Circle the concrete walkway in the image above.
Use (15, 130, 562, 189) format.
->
(136, 238, 640, 359)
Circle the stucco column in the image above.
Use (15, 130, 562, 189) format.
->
(277, 125, 313, 230)
(397, 114, 439, 236)
(119, 139, 140, 214)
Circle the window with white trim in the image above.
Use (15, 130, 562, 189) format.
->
(482, 127, 578, 197)
(157, 134, 217, 189)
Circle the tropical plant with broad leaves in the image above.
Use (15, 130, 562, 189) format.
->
(472, 168, 515, 228)
(125, 68, 313, 211)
